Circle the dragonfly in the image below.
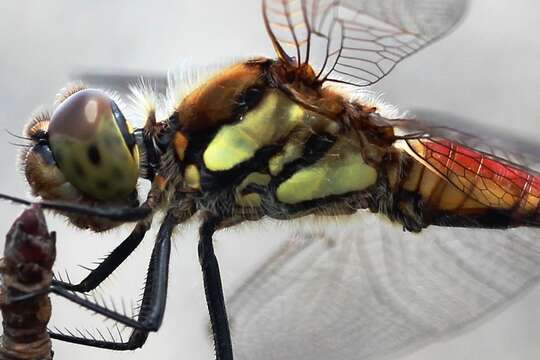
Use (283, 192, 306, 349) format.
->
(3, 0, 540, 359)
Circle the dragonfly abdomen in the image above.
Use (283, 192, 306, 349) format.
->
(395, 138, 540, 229)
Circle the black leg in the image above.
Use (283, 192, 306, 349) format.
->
(0, 193, 151, 221)
(199, 215, 233, 360)
(53, 221, 150, 292)
(41, 211, 176, 350)
(50, 327, 149, 351)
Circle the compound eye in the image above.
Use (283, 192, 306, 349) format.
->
(48, 89, 139, 201)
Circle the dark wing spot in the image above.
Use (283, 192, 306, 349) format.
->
(87, 144, 101, 166)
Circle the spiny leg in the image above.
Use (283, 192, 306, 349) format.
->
(50, 184, 165, 291)
(199, 214, 233, 360)
(0, 193, 151, 222)
(53, 220, 151, 292)
(44, 210, 178, 350)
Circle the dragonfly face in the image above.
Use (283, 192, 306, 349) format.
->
(4, 0, 540, 359)
(22, 87, 140, 231)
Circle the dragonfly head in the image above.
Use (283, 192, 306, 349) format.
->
(21, 87, 140, 231)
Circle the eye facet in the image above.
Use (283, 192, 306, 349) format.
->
(48, 89, 139, 201)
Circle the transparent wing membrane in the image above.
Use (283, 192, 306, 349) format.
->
(229, 214, 540, 360)
(404, 109, 540, 172)
(263, 0, 468, 86)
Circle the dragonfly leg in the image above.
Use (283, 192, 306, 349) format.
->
(53, 220, 151, 292)
(20, 210, 177, 350)
(51, 185, 166, 291)
(199, 214, 233, 360)
(50, 328, 149, 351)
(0, 193, 151, 222)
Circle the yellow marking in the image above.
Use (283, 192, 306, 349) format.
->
(324, 122, 340, 134)
(524, 194, 540, 213)
(126, 121, 135, 134)
(235, 172, 270, 207)
(276, 140, 377, 204)
(236, 193, 262, 207)
(203, 89, 338, 172)
(269, 129, 310, 176)
(184, 164, 201, 189)
(239, 172, 272, 189)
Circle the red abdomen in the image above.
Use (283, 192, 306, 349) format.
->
(401, 137, 540, 223)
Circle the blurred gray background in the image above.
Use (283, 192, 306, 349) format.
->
(1, 0, 540, 359)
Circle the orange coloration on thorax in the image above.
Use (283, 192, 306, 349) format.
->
(177, 60, 269, 133)
(268, 61, 346, 120)
(173, 132, 189, 160)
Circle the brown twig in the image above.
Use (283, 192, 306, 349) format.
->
(0, 205, 55, 360)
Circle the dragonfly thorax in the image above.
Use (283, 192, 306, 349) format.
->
(152, 60, 385, 223)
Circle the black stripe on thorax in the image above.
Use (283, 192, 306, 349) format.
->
(241, 133, 342, 217)
(269, 133, 337, 187)
(185, 130, 281, 193)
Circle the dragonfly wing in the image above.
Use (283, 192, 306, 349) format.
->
(263, 0, 468, 86)
(400, 108, 540, 172)
(229, 213, 540, 360)
(389, 110, 540, 215)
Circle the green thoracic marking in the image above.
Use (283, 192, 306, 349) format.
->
(49, 114, 139, 201)
(184, 164, 201, 189)
(203, 89, 338, 172)
(269, 128, 311, 176)
(276, 139, 377, 204)
(235, 172, 271, 207)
